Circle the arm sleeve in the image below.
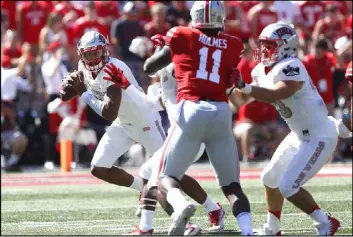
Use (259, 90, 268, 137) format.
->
(276, 59, 305, 83)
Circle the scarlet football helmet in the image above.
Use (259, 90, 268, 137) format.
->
(254, 23, 299, 66)
(77, 31, 109, 72)
(190, 1, 225, 29)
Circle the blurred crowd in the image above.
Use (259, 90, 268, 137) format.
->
(1, 1, 352, 172)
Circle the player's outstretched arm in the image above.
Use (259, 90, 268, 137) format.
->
(143, 46, 172, 75)
(238, 80, 303, 103)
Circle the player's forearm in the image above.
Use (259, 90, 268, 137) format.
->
(240, 84, 279, 103)
(81, 92, 118, 122)
(228, 88, 254, 107)
(143, 46, 171, 75)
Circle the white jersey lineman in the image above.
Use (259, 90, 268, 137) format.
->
(79, 57, 166, 172)
(142, 63, 205, 186)
(253, 57, 339, 198)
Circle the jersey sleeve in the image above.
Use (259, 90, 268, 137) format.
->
(275, 58, 305, 83)
(164, 26, 184, 53)
(250, 64, 260, 86)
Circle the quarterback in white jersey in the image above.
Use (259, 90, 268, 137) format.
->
(229, 23, 342, 235)
(61, 31, 166, 235)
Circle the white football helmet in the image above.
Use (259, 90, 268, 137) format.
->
(254, 22, 299, 66)
(77, 31, 109, 72)
(190, 1, 225, 29)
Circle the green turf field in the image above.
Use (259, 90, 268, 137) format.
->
(1, 176, 352, 235)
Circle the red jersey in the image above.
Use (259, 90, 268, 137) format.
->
(73, 17, 108, 45)
(19, 2, 49, 44)
(237, 1, 259, 13)
(298, 1, 326, 39)
(95, 1, 119, 19)
(165, 26, 244, 103)
(319, 19, 345, 43)
(346, 61, 352, 82)
(324, 1, 349, 16)
(225, 3, 250, 41)
(1, 1, 17, 30)
(346, 15, 352, 36)
(144, 22, 171, 38)
(237, 57, 257, 84)
(303, 52, 337, 104)
(237, 100, 277, 124)
(95, 1, 120, 32)
(249, 4, 278, 37)
(3, 46, 23, 60)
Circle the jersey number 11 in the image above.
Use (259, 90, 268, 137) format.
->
(197, 47, 222, 84)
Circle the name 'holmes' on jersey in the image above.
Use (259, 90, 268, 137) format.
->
(164, 26, 244, 103)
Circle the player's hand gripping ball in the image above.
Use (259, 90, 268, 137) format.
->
(60, 70, 84, 101)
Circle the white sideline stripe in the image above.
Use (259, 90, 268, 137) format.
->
(2, 198, 352, 212)
(3, 211, 350, 228)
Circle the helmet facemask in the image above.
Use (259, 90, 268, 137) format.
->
(79, 45, 109, 72)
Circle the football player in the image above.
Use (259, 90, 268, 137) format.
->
(136, 63, 227, 235)
(61, 31, 167, 234)
(143, 1, 253, 235)
(229, 22, 342, 235)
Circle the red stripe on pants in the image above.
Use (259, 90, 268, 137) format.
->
(158, 125, 177, 175)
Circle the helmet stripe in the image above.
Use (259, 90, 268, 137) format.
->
(205, 0, 210, 23)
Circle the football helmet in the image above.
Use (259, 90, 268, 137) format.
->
(77, 31, 109, 72)
(254, 22, 299, 66)
(190, 1, 225, 29)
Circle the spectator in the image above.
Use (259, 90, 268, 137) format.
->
(52, 1, 84, 19)
(41, 41, 69, 170)
(39, 13, 68, 63)
(1, 65, 31, 172)
(2, 30, 22, 68)
(273, 0, 300, 25)
(223, 1, 246, 42)
(95, 1, 120, 33)
(73, 2, 108, 46)
(247, 1, 278, 47)
(346, 14, 352, 38)
(303, 39, 337, 116)
(16, 1, 49, 57)
(136, 1, 152, 26)
(312, 5, 346, 47)
(1, 1, 17, 31)
(296, 1, 326, 56)
(110, 1, 145, 84)
(144, 3, 171, 38)
(166, 1, 190, 27)
(323, 1, 352, 17)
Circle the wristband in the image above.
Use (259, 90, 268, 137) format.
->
(241, 84, 252, 95)
(82, 91, 104, 117)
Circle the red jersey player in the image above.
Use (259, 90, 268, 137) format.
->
(144, 1, 253, 235)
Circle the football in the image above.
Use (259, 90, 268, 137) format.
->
(60, 70, 83, 102)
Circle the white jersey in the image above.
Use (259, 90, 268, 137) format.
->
(147, 63, 178, 117)
(78, 57, 158, 124)
(251, 57, 334, 137)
